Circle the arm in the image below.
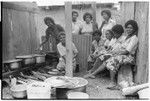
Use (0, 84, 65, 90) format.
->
(39, 35, 49, 48)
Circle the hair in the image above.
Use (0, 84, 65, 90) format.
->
(112, 24, 124, 35)
(44, 17, 55, 25)
(93, 30, 102, 37)
(58, 31, 65, 38)
(106, 30, 114, 36)
(72, 11, 79, 16)
(125, 20, 138, 35)
(83, 12, 93, 21)
(101, 10, 111, 18)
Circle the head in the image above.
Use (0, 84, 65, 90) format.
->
(101, 10, 111, 21)
(44, 17, 55, 27)
(105, 30, 114, 40)
(83, 12, 93, 24)
(93, 30, 102, 41)
(112, 24, 124, 39)
(59, 32, 66, 44)
(125, 20, 138, 36)
(72, 11, 79, 22)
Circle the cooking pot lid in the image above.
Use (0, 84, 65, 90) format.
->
(3, 59, 22, 63)
(73, 77, 88, 88)
(16, 55, 34, 58)
(44, 76, 79, 88)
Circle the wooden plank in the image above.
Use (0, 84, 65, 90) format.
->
(134, 2, 149, 84)
(91, 2, 97, 32)
(120, 2, 135, 27)
(2, 8, 12, 61)
(29, 12, 39, 54)
(2, 2, 39, 13)
(65, 2, 73, 77)
(11, 9, 31, 56)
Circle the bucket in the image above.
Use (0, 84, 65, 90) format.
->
(27, 82, 51, 99)
(67, 92, 89, 99)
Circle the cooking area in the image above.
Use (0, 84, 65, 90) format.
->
(1, 1, 149, 100)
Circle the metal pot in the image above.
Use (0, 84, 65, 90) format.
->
(69, 77, 88, 93)
(33, 54, 45, 64)
(10, 84, 27, 98)
(3, 59, 22, 70)
(16, 55, 35, 66)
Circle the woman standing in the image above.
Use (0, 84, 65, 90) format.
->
(80, 12, 98, 35)
(99, 10, 116, 41)
(37, 17, 64, 52)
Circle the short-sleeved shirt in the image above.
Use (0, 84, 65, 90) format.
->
(112, 35, 138, 55)
(92, 40, 105, 53)
(100, 19, 116, 40)
(121, 35, 138, 55)
(72, 20, 82, 35)
(81, 21, 93, 34)
(57, 42, 78, 57)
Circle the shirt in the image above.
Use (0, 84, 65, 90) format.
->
(72, 20, 82, 35)
(57, 42, 78, 57)
(101, 19, 116, 40)
(81, 21, 93, 34)
(112, 35, 138, 55)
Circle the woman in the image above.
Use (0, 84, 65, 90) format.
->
(87, 30, 104, 70)
(56, 32, 78, 72)
(80, 12, 98, 35)
(105, 20, 139, 89)
(37, 17, 64, 52)
(84, 24, 124, 78)
(99, 10, 116, 41)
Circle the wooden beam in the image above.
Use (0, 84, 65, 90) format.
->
(65, 2, 73, 77)
(91, 2, 97, 32)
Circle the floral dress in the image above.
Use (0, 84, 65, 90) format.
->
(104, 35, 138, 72)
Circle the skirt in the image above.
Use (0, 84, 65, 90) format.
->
(104, 54, 135, 72)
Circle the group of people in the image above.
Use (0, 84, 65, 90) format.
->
(37, 9, 139, 90)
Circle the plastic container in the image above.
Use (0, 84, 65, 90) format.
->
(27, 82, 51, 99)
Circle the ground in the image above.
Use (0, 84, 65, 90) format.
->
(74, 70, 126, 99)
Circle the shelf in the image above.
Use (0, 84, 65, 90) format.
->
(2, 63, 46, 78)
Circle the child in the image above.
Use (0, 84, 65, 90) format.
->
(87, 30, 104, 70)
(56, 32, 78, 72)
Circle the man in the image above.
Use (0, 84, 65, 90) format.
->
(72, 11, 82, 35)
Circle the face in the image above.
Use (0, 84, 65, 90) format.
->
(72, 13, 78, 21)
(46, 20, 54, 26)
(105, 31, 113, 40)
(126, 24, 134, 35)
(93, 34, 100, 41)
(102, 12, 109, 21)
(114, 32, 122, 39)
(85, 15, 91, 23)
(60, 34, 66, 44)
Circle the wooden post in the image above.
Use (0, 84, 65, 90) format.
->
(91, 2, 97, 32)
(65, 2, 73, 77)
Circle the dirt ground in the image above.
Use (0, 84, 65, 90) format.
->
(74, 70, 126, 99)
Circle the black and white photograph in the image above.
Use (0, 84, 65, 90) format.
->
(0, 0, 149, 100)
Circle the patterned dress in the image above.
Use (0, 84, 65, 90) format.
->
(104, 35, 138, 72)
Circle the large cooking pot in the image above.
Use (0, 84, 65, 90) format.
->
(10, 84, 27, 99)
(16, 55, 35, 66)
(32, 54, 45, 64)
(69, 77, 88, 93)
(3, 59, 22, 70)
